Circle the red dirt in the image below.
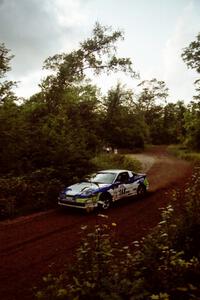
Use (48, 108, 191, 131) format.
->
(0, 146, 193, 300)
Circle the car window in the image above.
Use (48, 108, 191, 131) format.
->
(115, 172, 129, 183)
(90, 172, 116, 184)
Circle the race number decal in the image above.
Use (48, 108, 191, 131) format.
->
(119, 187, 126, 195)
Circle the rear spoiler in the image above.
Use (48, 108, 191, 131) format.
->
(133, 172, 146, 177)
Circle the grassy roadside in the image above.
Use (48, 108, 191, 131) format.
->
(168, 145, 200, 164)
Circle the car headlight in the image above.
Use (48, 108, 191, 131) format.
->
(82, 188, 95, 196)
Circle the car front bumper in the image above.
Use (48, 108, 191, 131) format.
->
(58, 196, 98, 211)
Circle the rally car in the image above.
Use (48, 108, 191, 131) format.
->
(58, 169, 149, 212)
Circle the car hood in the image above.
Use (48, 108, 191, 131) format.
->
(64, 182, 110, 196)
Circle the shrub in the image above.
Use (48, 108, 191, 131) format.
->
(91, 153, 141, 172)
(0, 168, 63, 218)
(35, 223, 136, 300)
(128, 170, 200, 299)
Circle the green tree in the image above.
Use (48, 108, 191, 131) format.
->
(184, 101, 200, 150)
(0, 43, 16, 104)
(0, 43, 13, 77)
(182, 33, 200, 73)
(162, 101, 186, 144)
(182, 33, 200, 149)
(136, 79, 168, 144)
(103, 83, 148, 148)
(193, 79, 200, 101)
(0, 43, 20, 174)
(0, 100, 23, 174)
(41, 22, 136, 112)
(182, 33, 200, 100)
(18, 84, 100, 180)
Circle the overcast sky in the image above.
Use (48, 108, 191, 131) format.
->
(0, 0, 199, 102)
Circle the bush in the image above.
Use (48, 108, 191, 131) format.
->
(35, 223, 135, 300)
(91, 153, 141, 172)
(0, 168, 63, 218)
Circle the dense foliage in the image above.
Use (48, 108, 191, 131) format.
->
(0, 27, 200, 217)
(35, 170, 200, 300)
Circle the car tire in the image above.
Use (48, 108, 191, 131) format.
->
(99, 193, 112, 210)
(137, 184, 146, 197)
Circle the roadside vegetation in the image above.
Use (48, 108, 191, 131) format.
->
(168, 145, 200, 164)
(0, 153, 140, 219)
(91, 153, 141, 172)
(35, 169, 200, 300)
(0, 26, 200, 219)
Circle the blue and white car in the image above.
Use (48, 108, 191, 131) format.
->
(58, 169, 149, 212)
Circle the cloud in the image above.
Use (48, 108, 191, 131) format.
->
(0, 0, 88, 94)
(162, 1, 199, 102)
(0, 0, 199, 100)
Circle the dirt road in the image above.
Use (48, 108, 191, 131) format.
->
(0, 146, 192, 300)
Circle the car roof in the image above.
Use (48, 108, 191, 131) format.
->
(99, 169, 130, 174)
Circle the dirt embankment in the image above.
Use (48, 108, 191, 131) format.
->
(0, 146, 193, 300)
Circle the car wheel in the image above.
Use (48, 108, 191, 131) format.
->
(99, 194, 112, 210)
(137, 184, 146, 197)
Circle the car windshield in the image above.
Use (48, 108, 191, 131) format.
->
(89, 172, 116, 184)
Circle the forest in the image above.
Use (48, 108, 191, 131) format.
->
(0, 23, 200, 216)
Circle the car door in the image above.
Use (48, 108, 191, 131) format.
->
(114, 172, 133, 200)
(128, 173, 140, 196)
